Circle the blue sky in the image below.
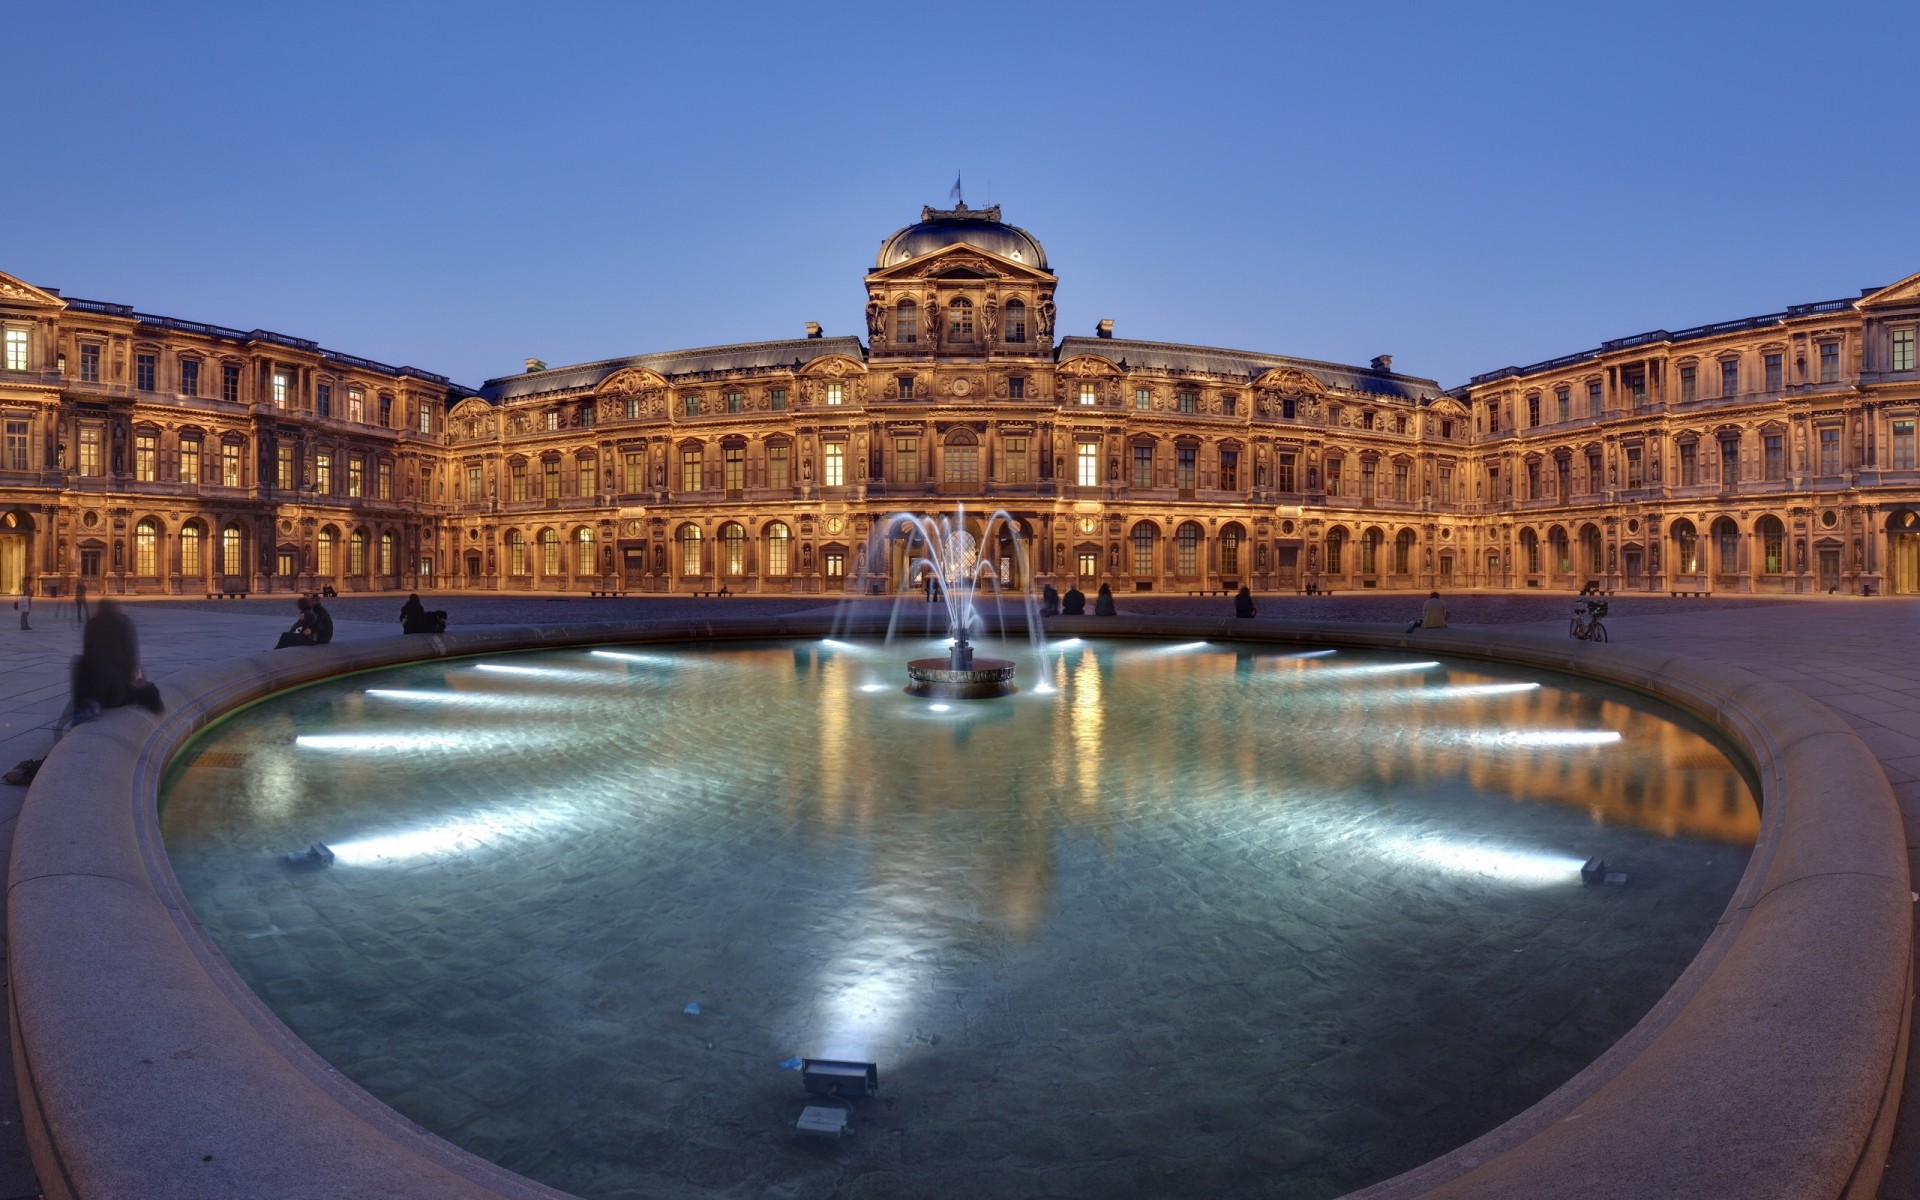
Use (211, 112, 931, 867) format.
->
(7, 1, 1915, 390)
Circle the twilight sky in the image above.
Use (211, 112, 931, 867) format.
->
(7, 1, 1916, 391)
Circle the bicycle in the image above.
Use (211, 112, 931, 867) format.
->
(1570, 598, 1609, 643)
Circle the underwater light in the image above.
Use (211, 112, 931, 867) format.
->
(1389, 837, 1587, 886)
(859, 683, 888, 693)
(589, 650, 666, 664)
(1437, 682, 1541, 696)
(363, 689, 564, 708)
(296, 732, 475, 752)
(820, 639, 854, 649)
(327, 804, 564, 865)
(929, 703, 951, 712)
(473, 663, 564, 676)
(1485, 730, 1622, 748)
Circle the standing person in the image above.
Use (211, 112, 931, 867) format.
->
(1094, 582, 1117, 616)
(73, 580, 88, 625)
(14, 585, 28, 630)
(70, 601, 162, 722)
(1407, 590, 1448, 633)
(923, 569, 936, 603)
(1233, 585, 1257, 618)
(1061, 583, 1086, 615)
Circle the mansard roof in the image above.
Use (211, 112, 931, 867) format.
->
(1056, 336, 1443, 402)
(479, 336, 867, 402)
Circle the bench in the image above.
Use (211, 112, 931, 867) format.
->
(207, 589, 248, 600)
(1187, 588, 1231, 597)
(1300, 585, 1335, 596)
(588, 589, 626, 598)
(691, 589, 733, 598)
(1669, 589, 1710, 599)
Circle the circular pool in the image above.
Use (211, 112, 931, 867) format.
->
(159, 637, 1755, 1199)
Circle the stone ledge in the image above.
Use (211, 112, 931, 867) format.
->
(7, 616, 1907, 1199)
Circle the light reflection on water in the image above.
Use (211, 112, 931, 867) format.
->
(160, 639, 1756, 1200)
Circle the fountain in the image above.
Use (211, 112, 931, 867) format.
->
(879, 507, 1030, 698)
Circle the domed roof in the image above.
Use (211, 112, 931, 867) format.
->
(876, 204, 1048, 270)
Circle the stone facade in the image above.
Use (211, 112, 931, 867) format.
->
(4, 205, 1918, 599)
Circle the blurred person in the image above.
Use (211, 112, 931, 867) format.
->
(70, 601, 162, 722)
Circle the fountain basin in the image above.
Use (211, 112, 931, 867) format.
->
(904, 654, 1016, 697)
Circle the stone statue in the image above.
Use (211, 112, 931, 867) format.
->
(1037, 299, 1056, 342)
(983, 301, 999, 344)
(866, 299, 885, 340)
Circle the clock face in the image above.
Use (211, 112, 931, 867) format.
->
(951, 378, 972, 397)
(623, 520, 643, 536)
(1080, 517, 1098, 534)
(826, 517, 844, 535)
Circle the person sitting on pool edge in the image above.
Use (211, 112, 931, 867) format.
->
(1094, 582, 1117, 616)
(1407, 591, 1447, 633)
(1234, 585, 1256, 618)
(1061, 583, 1086, 615)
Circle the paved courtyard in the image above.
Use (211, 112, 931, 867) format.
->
(2, 588, 1918, 1198)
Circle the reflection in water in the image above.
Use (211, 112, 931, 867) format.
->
(161, 639, 1756, 1200)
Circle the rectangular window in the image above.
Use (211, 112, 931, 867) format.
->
(1678, 442, 1697, 486)
(1679, 366, 1696, 404)
(1586, 450, 1602, 492)
(894, 438, 919, 484)
(1527, 395, 1540, 426)
(1008, 377, 1025, 400)
(1276, 453, 1297, 493)
(582, 456, 600, 496)
(1556, 386, 1571, 422)
(221, 442, 242, 487)
(1327, 457, 1343, 495)
(826, 383, 844, 406)
(348, 388, 364, 421)
(1764, 434, 1784, 480)
(1720, 438, 1739, 486)
(274, 444, 293, 490)
(1895, 420, 1916, 470)
(896, 377, 914, 400)
(1764, 353, 1783, 392)
(824, 551, 844, 580)
(944, 444, 979, 483)
(79, 344, 101, 383)
(723, 447, 743, 491)
(182, 360, 201, 397)
(313, 452, 331, 494)
(180, 440, 201, 485)
(1079, 382, 1096, 406)
(1721, 360, 1739, 398)
(770, 388, 788, 411)
(379, 395, 393, 427)
(419, 402, 433, 434)
(1077, 442, 1099, 487)
(468, 464, 484, 500)
(681, 448, 702, 492)
(823, 442, 844, 485)
(1220, 449, 1240, 492)
(509, 461, 528, 500)
(1895, 329, 1917, 373)
(545, 410, 561, 431)
(2, 329, 26, 371)
(1819, 427, 1841, 474)
(222, 364, 241, 403)
(1134, 387, 1151, 411)
(315, 382, 329, 415)
(3, 419, 27, 471)
(1393, 461, 1408, 501)
(1176, 447, 1197, 490)
(1626, 368, 1647, 408)
(1437, 465, 1452, 502)
(132, 433, 156, 481)
(1177, 390, 1196, 414)
(624, 396, 640, 420)
(1001, 436, 1027, 483)
(543, 458, 561, 498)
(726, 390, 744, 414)
(768, 443, 790, 489)
(78, 426, 103, 476)
(271, 370, 291, 408)
(1360, 459, 1375, 501)
(1625, 447, 1643, 488)
(1131, 444, 1153, 489)
(1587, 381, 1602, 417)
(377, 461, 393, 500)
(347, 455, 364, 497)
(1819, 342, 1840, 384)
(1485, 399, 1500, 433)
(137, 353, 156, 391)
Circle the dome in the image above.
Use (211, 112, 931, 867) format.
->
(876, 204, 1047, 270)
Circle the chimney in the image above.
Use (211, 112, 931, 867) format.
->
(524, 358, 547, 373)
(1096, 318, 1114, 339)
(805, 322, 824, 339)
(1370, 354, 1393, 373)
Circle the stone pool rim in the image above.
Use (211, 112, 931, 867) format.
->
(7, 615, 1908, 1200)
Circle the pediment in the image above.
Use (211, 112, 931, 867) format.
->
(1058, 354, 1121, 377)
(595, 367, 668, 396)
(797, 354, 866, 378)
(1252, 367, 1327, 396)
(1860, 269, 1920, 310)
(866, 242, 1054, 285)
(0, 270, 65, 308)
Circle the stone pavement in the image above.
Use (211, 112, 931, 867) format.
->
(2, 589, 1919, 1199)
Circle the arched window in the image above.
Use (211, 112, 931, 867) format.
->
(720, 523, 746, 576)
(678, 524, 703, 577)
(1520, 528, 1540, 574)
(1325, 527, 1346, 575)
(379, 531, 395, 577)
(1672, 519, 1699, 574)
(944, 428, 979, 484)
(948, 297, 973, 343)
(221, 525, 244, 576)
(1549, 526, 1570, 575)
(541, 528, 561, 576)
(895, 300, 918, 345)
(576, 527, 594, 574)
(348, 530, 368, 576)
(135, 519, 159, 576)
(1175, 522, 1202, 576)
(508, 530, 528, 576)
(1131, 523, 1155, 575)
(1004, 299, 1027, 344)
(766, 522, 791, 576)
(1219, 524, 1243, 575)
(1714, 517, 1740, 575)
(1361, 528, 1384, 575)
(180, 522, 204, 578)
(315, 527, 336, 578)
(1395, 529, 1416, 574)
(1582, 525, 1603, 576)
(1757, 516, 1786, 573)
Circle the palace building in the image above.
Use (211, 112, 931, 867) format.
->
(3, 203, 1919, 600)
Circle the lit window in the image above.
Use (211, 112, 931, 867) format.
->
(681, 448, 702, 492)
(181, 440, 201, 486)
(2, 418, 26, 470)
(314, 452, 332, 493)
(824, 442, 844, 485)
(134, 520, 158, 576)
(419, 403, 433, 434)
(136, 434, 158, 482)
(576, 527, 594, 574)
(2, 328, 26, 371)
(1176, 523, 1200, 576)
(678, 525, 702, 576)
(768, 443, 790, 489)
(541, 528, 561, 575)
(272, 370, 291, 408)
(826, 382, 844, 406)
(347, 456, 364, 497)
(509, 530, 527, 575)
(273, 443, 292, 490)
(222, 526, 244, 576)
(1079, 382, 1096, 406)
(377, 461, 393, 500)
(546, 410, 560, 431)
(1077, 442, 1098, 487)
(767, 523, 790, 575)
(78, 426, 103, 476)
(824, 550, 844, 580)
(721, 523, 745, 575)
(380, 531, 396, 576)
(348, 388, 364, 422)
(580, 455, 598, 496)
(723, 446, 743, 491)
(181, 524, 203, 576)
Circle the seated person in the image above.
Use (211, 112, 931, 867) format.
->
(1094, 583, 1117, 616)
(310, 597, 335, 644)
(71, 602, 163, 720)
(399, 593, 446, 634)
(276, 597, 318, 648)
(1040, 584, 1060, 617)
(1061, 585, 1086, 616)
(1234, 586, 1257, 618)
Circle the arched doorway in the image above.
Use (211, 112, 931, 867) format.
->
(0, 509, 35, 596)
(1887, 508, 1920, 594)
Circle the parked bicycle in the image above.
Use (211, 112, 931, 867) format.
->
(1570, 598, 1609, 642)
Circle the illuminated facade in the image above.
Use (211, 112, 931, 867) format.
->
(4, 206, 1919, 599)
